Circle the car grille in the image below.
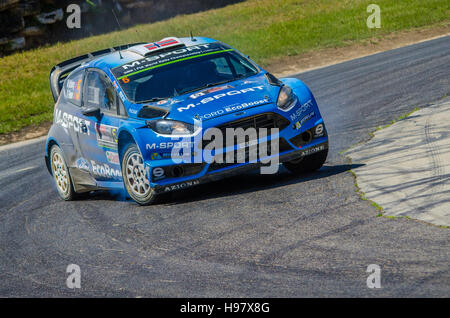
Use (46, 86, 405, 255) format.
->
(217, 112, 290, 133)
(201, 112, 290, 149)
(207, 137, 293, 172)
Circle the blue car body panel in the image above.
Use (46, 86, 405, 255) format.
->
(45, 37, 328, 195)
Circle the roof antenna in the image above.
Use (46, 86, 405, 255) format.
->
(190, 31, 197, 42)
(112, 8, 124, 59)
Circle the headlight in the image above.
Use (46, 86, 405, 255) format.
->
(277, 85, 297, 111)
(147, 119, 195, 136)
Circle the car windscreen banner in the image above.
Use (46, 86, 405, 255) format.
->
(111, 42, 231, 80)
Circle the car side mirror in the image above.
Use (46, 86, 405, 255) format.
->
(81, 106, 101, 117)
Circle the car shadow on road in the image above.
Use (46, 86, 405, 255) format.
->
(157, 163, 364, 205)
(85, 163, 363, 205)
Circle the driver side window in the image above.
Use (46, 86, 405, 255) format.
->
(84, 71, 117, 115)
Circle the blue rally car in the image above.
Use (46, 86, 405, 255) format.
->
(45, 37, 328, 205)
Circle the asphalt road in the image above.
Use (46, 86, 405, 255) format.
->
(0, 36, 449, 297)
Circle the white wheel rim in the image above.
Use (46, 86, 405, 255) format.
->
(125, 152, 151, 197)
(52, 152, 69, 195)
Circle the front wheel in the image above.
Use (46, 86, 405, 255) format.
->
(121, 143, 157, 205)
(283, 148, 328, 174)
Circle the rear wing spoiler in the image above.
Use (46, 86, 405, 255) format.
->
(49, 42, 145, 102)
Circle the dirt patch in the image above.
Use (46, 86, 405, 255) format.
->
(1, 23, 449, 146)
(0, 121, 51, 146)
(267, 23, 450, 77)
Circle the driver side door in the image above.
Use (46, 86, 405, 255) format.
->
(78, 69, 122, 182)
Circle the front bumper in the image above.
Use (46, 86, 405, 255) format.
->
(137, 102, 329, 193)
(150, 139, 328, 194)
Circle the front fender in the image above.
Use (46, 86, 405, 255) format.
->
(281, 77, 315, 104)
(280, 77, 324, 123)
(117, 121, 159, 162)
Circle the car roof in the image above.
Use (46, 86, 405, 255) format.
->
(87, 37, 219, 71)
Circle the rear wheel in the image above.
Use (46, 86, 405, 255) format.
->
(283, 148, 328, 174)
(50, 145, 75, 201)
(122, 143, 157, 205)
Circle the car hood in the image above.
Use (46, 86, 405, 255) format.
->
(141, 73, 281, 123)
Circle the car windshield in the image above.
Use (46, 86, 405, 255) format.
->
(111, 43, 259, 103)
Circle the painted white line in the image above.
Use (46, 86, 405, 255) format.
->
(0, 136, 47, 153)
(0, 165, 38, 180)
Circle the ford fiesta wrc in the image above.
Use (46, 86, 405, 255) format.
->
(45, 36, 329, 205)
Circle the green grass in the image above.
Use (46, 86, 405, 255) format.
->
(0, 0, 449, 134)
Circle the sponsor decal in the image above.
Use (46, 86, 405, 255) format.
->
(290, 99, 313, 122)
(118, 91, 126, 102)
(152, 167, 165, 180)
(224, 99, 268, 113)
(151, 152, 160, 160)
(95, 123, 118, 150)
(105, 151, 120, 165)
(64, 77, 82, 102)
(199, 110, 225, 120)
(55, 110, 91, 135)
(313, 124, 325, 137)
(157, 99, 170, 105)
(300, 144, 326, 156)
(112, 43, 226, 79)
(178, 86, 265, 113)
(91, 160, 121, 179)
(294, 111, 315, 130)
(197, 98, 268, 120)
(164, 180, 200, 192)
(76, 158, 89, 172)
(189, 85, 233, 99)
(146, 141, 194, 150)
(144, 38, 181, 52)
(151, 152, 175, 160)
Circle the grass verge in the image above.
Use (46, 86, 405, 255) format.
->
(0, 0, 449, 134)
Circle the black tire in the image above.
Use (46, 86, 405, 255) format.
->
(50, 145, 76, 201)
(121, 143, 157, 205)
(283, 148, 328, 174)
